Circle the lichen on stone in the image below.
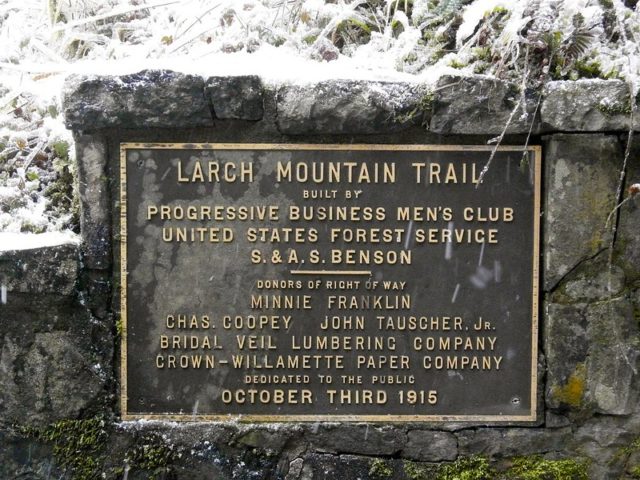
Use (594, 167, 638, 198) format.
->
(550, 363, 587, 408)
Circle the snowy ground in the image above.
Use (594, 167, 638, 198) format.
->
(0, 0, 639, 239)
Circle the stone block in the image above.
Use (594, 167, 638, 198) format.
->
(543, 134, 621, 290)
(206, 75, 264, 120)
(63, 70, 212, 130)
(562, 263, 625, 302)
(571, 414, 640, 480)
(0, 332, 105, 424)
(457, 428, 571, 457)
(585, 297, 639, 415)
(615, 141, 640, 281)
(545, 303, 589, 410)
(0, 429, 58, 480)
(75, 135, 110, 269)
(289, 454, 406, 480)
(237, 427, 291, 453)
(402, 430, 457, 461)
(276, 80, 427, 134)
(0, 242, 79, 297)
(308, 424, 405, 456)
(541, 80, 634, 132)
(430, 74, 538, 134)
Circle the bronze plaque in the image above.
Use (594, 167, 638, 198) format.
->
(120, 143, 540, 422)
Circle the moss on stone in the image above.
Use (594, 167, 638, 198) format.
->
(115, 318, 123, 337)
(18, 417, 109, 480)
(549, 363, 586, 408)
(369, 458, 393, 478)
(404, 456, 592, 480)
(17, 417, 186, 480)
(125, 432, 182, 478)
(403, 460, 438, 480)
(393, 89, 434, 127)
(596, 98, 633, 117)
(618, 438, 640, 479)
(404, 457, 495, 480)
(507, 456, 589, 480)
(437, 456, 494, 480)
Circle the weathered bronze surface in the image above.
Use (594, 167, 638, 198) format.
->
(120, 143, 540, 422)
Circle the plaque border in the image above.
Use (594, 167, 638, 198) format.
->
(119, 143, 541, 423)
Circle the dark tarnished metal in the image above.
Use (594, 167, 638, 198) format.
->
(120, 143, 540, 422)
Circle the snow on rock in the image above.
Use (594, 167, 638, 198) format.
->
(541, 79, 633, 132)
(0, 231, 80, 252)
(275, 79, 428, 134)
(1, 0, 640, 236)
(63, 70, 212, 130)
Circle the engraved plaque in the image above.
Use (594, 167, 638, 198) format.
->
(120, 143, 540, 422)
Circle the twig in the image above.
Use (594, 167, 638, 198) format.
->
(172, 2, 222, 43)
(22, 140, 46, 172)
(50, 0, 180, 33)
(475, 94, 523, 188)
(605, 193, 637, 231)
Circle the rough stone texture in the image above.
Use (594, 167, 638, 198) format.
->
(544, 411, 571, 428)
(571, 414, 640, 479)
(276, 80, 426, 134)
(308, 424, 405, 456)
(615, 141, 640, 281)
(0, 242, 79, 296)
(401, 430, 457, 461)
(75, 135, 110, 269)
(457, 428, 571, 458)
(430, 75, 538, 134)
(585, 297, 640, 415)
(541, 79, 635, 132)
(545, 295, 639, 416)
(237, 426, 292, 453)
(206, 75, 264, 120)
(544, 303, 589, 410)
(63, 70, 213, 130)
(542, 134, 621, 290)
(0, 329, 106, 425)
(0, 430, 58, 480)
(0, 244, 111, 426)
(562, 263, 625, 302)
(287, 454, 411, 480)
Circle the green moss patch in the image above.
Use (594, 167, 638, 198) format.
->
(507, 456, 589, 480)
(18, 417, 109, 480)
(17, 417, 184, 480)
(370, 458, 394, 478)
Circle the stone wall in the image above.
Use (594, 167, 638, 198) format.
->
(1, 71, 639, 479)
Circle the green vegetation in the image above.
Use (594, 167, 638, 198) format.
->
(125, 433, 182, 478)
(623, 437, 640, 479)
(438, 456, 494, 480)
(508, 456, 589, 480)
(403, 460, 438, 480)
(17, 417, 183, 480)
(404, 456, 493, 480)
(394, 89, 434, 126)
(18, 417, 109, 480)
(404, 456, 589, 480)
(596, 99, 633, 117)
(369, 458, 393, 478)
